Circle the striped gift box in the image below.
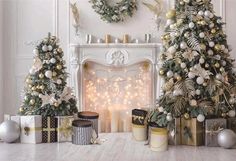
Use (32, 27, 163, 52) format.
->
(72, 120, 92, 145)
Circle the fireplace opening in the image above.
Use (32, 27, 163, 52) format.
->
(82, 61, 153, 133)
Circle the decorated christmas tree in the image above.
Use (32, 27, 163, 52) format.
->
(149, 0, 236, 127)
(19, 33, 78, 116)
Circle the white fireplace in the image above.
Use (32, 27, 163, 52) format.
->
(69, 43, 162, 132)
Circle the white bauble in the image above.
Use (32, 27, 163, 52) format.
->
(50, 58, 56, 64)
(45, 70, 52, 78)
(204, 10, 211, 17)
(42, 45, 48, 52)
(57, 79, 62, 84)
(29, 68, 36, 75)
(197, 114, 205, 122)
(180, 42, 188, 49)
(167, 71, 174, 78)
(39, 94, 43, 98)
(216, 74, 223, 80)
(166, 114, 173, 122)
(224, 49, 229, 53)
(209, 41, 215, 47)
(196, 89, 201, 95)
(221, 45, 226, 50)
(208, 50, 214, 56)
(33, 49, 39, 55)
(48, 45, 53, 51)
(0, 121, 20, 143)
(228, 110, 236, 118)
(217, 129, 236, 149)
(173, 90, 183, 96)
(198, 10, 204, 16)
(183, 0, 190, 3)
(166, 19, 174, 26)
(189, 22, 195, 29)
(184, 32, 190, 38)
(199, 57, 205, 64)
(209, 23, 214, 28)
(170, 24, 175, 29)
(190, 99, 197, 106)
(158, 106, 164, 112)
(181, 63, 186, 68)
(209, 13, 214, 18)
(196, 77, 204, 85)
(222, 61, 226, 66)
(168, 46, 176, 54)
(199, 32, 205, 38)
(163, 111, 168, 115)
(175, 32, 180, 37)
(188, 72, 195, 79)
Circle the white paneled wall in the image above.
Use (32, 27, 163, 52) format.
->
(1, 0, 236, 121)
(0, 0, 3, 122)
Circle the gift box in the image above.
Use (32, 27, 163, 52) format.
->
(205, 118, 226, 147)
(227, 118, 236, 133)
(42, 117, 57, 143)
(168, 118, 181, 145)
(132, 109, 148, 141)
(56, 116, 74, 142)
(20, 115, 42, 144)
(180, 118, 204, 146)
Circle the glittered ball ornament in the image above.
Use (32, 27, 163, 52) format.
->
(189, 22, 195, 29)
(57, 79, 62, 84)
(228, 110, 236, 118)
(209, 41, 215, 47)
(196, 89, 201, 95)
(215, 63, 220, 68)
(204, 10, 211, 17)
(42, 45, 48, 52)
(0, 120, 20, 143)
(39, 73, 44, 79)
(217, 129, 236, 149)
(45, 70, 53, 78)
(30, 99, 35, 105)
(48, 45, 53, 51)
(33, 49, 39, 55)
(159, 69, 165, 75)
(197, 114, 205, 122)
(196, 77, 204, 85)
(215, 44, 222, 51)
(180, 42, 188, 49)
(198, 10, 204, 16)
(167, 71, 174, 78)
(207, 50, 214, 56)
(216, 74, 223, 80)
(188, 72, 195, 79)
(190, 99, 197, 106)
(166, 114, 173, 122)
(199, 57, 205, 64)
(180, 63, 186, 69)
(50, 58, 56, 64)
(184, 113, 190, 119)
(56, 64, 62, 70)
(168, 46, 176, 54)
(166, 9, 176, 19)
(199, 32, 205, 38)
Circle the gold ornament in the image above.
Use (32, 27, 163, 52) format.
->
(56, 64, 62, 70)
(31, 86, 36, 91)
(30, 99, 35, 105)
(200, 44, 206, 50)
(26, 78, 32, 84)
(205, 64, 209, 68)
(221, 113, 227, 117)
(39, 73, 44, 79)
(184, 113, 190, 119)
(166, 9, 176, 19)
(214, 63, 220, 68)
(164, 34, 171, 40)
(28, 84, 32, 88)
(57, 48, 63, 53)
(40, 85, 45, 90)
(54, 102, 59, 107)
(214, 44, 221, 51)
(200, 20, 206, 25)
(176, 76, 182, 81)
(211, 29, 216, 34)
(159, 69, 165, 75)
(52, 71, 57, 77)
(19, 107, 24, 112)
(203, 82, 208, 86)
(220, 67, 225, 72)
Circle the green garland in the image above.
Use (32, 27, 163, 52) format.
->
(89, 0, 137, 23)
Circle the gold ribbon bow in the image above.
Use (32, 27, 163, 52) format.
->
(24, 126, 42, 136)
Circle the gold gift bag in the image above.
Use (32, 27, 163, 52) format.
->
(180, 118, 204, 146)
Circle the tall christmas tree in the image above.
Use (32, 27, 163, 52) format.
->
(19, 33, 78, 116)
(149, 0, 236, 127)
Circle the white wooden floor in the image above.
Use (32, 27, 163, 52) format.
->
(0, 133, 236, 161)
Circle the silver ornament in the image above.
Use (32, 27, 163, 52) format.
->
(48, 45, 53, 51)
(189, 22, 195, 29)
(166, 114, 173, 122)
(199, 32, 205, 38)
(228, 110, 236, 118)
(188, 72, 195, 79)
(196, 77, 204, 85)
(197, 114, 205, 122)
(50, 58, 56, 64)
(216, 74, 223, 80)
(33, 49, 39, 55)
(218, 129, 236, 149)
(209, 41, 215, 47)
(45, 70, 52, 78)
(198, 11, 204, 16)
(180, 63, 186, 68)
(0, 120, 20, 143)
(196, 89, 201, 95)
(180, 42, 187, 49)
(167, 71, 174, 78)
(207, 50, 214, 56)
(42, 45, 48, 52)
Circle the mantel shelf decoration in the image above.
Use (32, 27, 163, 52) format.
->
(89, 0, 137, 23)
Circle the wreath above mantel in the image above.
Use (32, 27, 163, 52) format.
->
(89, 0, 137, 23)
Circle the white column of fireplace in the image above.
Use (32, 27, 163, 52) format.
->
(69, 43, 162, 132)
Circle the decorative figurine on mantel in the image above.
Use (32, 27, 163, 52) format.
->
(70, 2, 80, 35)
(149, 0, 236, 146)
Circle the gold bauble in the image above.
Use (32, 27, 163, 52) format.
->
(220, 67, 225, 72)
(214, 44, 221, 51)
(19, 107, 24, 112)
(184, 113, 190, 119)
(164, 34, 171, 40)
(28, 84, 32, 88)
(54, 102, 59, 107)
(161, 35, 165, 40)
(159, 69, 165, 75)
(214, 63, 220, 68)
(26, 78, 32, 84)
(200, 44, 206, 50)
(56, 64, 62, 70)
(200, 21, 206, 25)
(31, 86, 36, 91)
(203, 82, 208, 86)
(211, 29, 216, 34)
(39, 73, 44, 79)
(52, 71, 57, 76)
(205, 64, 209, 68)
(166, 9, 176, 19)
(30, 99, 35, 105)
(40, 85, 45, 90)
(221, 113, 227, 117)
(176, 76, 182, 81)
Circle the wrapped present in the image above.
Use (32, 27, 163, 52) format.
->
(20, 115, 42, 144)
(42, 117, 57, 143)
(227, 118, 236, 133)
(180, 118, 204, 146)
(168, 118, 181, 145)
(56, 116, 74, 142)
(132, 109, 148, 141)
(150, 127, 168, 151)
(205, 118, 226, 147)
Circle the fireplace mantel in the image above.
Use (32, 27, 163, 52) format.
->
(69, 43, 163, 111)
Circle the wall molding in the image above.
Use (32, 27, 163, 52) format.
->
(53, 0, 59, 37)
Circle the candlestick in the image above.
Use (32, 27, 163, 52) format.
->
(123, 34, 129, 43)
(105, 34, 111, 43)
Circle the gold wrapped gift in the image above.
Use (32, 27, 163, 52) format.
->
(180, 118, 204, 146)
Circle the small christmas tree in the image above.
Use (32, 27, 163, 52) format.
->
(149, 0, 236, 127)
(19, 33, 78, 116)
